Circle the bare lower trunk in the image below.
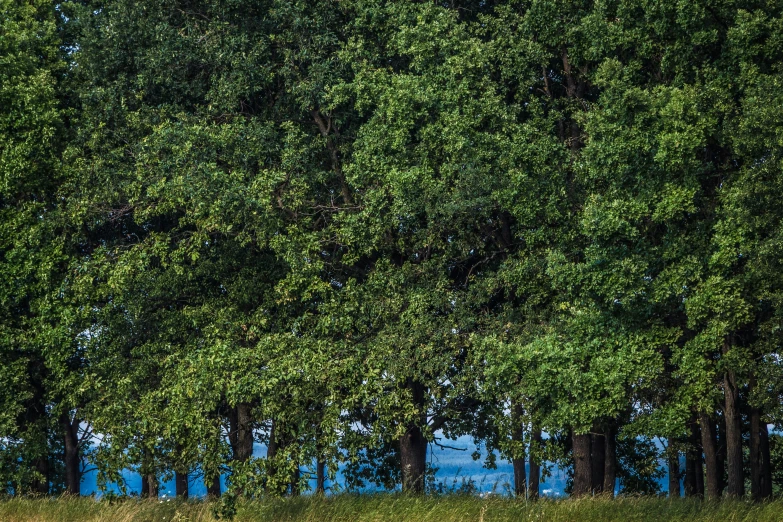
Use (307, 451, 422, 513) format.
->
(699, 412, 720, 499)
(290, 465, 300, 496)
(141, 473, 158, 498)
(316, 459, 326, 495)
(61, 414, 80, 495)
(266, 419, 284, 494)
(267, 420, 278, 460)
(684, 452, 696, 497)
(684, 416, 703, 498)
(206, 474, 221, 498)
(140, 446, 158, 499)
(603, 423, 617, 497)
(529, 427, 542, 500)
(175, 441, 188, 499)
(591, 428, 605, 495)
(230, 403, 254, 462)
(400, 424, 427, 493)
(667, 438, 680, 498)
(572, 432, 592, 497)
(750, 405, 763, 501)
(695, 449, 704, 497)
(750, 389, 773, 502)
(723, 368, 744, 498)
(32, 456, 49, 495)
(400, 381, 427, 494)
(141, 449, 152, 498)
(717, 418, 726, 494)
(315, 419, 326, 495)
(228, 404, 254, 499)
(175, 471, 188, 499)
(759, 422, 773, 499)
(511, 402, 526, 497)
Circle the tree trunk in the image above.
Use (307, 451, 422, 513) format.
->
(723, 364, 744, 498)
(315, 416, 327, 495)
(511, 402, 526, 497)
(572, 432, 592, 497)
(61, 414, 80, 495)
(512, 448, 527, 497)
(667, 438, 680, 498)
(290, 465, 300, 496)
(32, 455, 49, 495)
(699, 412, 720, 499)
(174, 441, 188, 499)
(265, 419, 285, 494)
(231, 403, 254, 462)
(759, 421, 773, 499)
(206, 474, 221, 498)
(316, 459, 326, 495)
(149, 475, 159, 498)
(684, 416, 702, 498)
(750, 405, 763, 501)
(717, 417, 726, 494)
(400, 424, 427, 494)
(603, 423, 617, 497)
(591, 428, 605, 495)
(175, 471, 188, 499)
(267, 419, 278, 460)
(141, 473, 158, 498)
(400, 381, 427, 494)
(684, 451, 695, 497)
(529, 427, 542, 500)
(141, 448, 153, 498)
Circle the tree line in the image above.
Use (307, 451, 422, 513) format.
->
(2, 0, 782, 501)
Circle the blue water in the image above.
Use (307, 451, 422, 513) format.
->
(79, 435, 591, 498)
(81, 434, 680, 497)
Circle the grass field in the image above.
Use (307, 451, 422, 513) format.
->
(0, 495, 781, 522)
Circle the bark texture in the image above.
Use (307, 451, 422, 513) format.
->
(591, 429, 606, 494)
(667, 439, 680, 498)
(141, 474, 159, 498)
(759, 422, 773, 499)
(206, 474, 221, 498)
(572, 432, 592, 497)
(684, 416, 703, 498)
(61, 414, 80, 495)
(32, 455, 49, 495)
(511, 402, 526, 497)
(316, 459, 326, 495)
(723, 368, 744, 498)
(603, 424, 617, 497)
(400, 381, 427, 494)
(290, 465, 300, 496)
(230, 403, 254, 462)
(751, 401, 774, 500)
(175, 471, 188, 499)
(699, 412, 720, 499)
(529, 427, 542, 500)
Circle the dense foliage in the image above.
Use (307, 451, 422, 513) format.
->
(2, 0, 782, 501)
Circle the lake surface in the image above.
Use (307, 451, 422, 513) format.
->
(81, 434, 675, 497)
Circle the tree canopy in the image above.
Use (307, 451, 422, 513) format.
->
(2, 0, 783, 501)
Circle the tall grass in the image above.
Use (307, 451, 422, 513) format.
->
(0, 495, 781, 522)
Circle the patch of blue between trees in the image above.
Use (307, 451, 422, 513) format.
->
(80, 434, 683, 497)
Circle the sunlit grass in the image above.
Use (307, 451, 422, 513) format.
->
(0, 494, 781, 522)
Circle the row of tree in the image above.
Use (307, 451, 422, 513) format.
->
(2, 0, 782, 500)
